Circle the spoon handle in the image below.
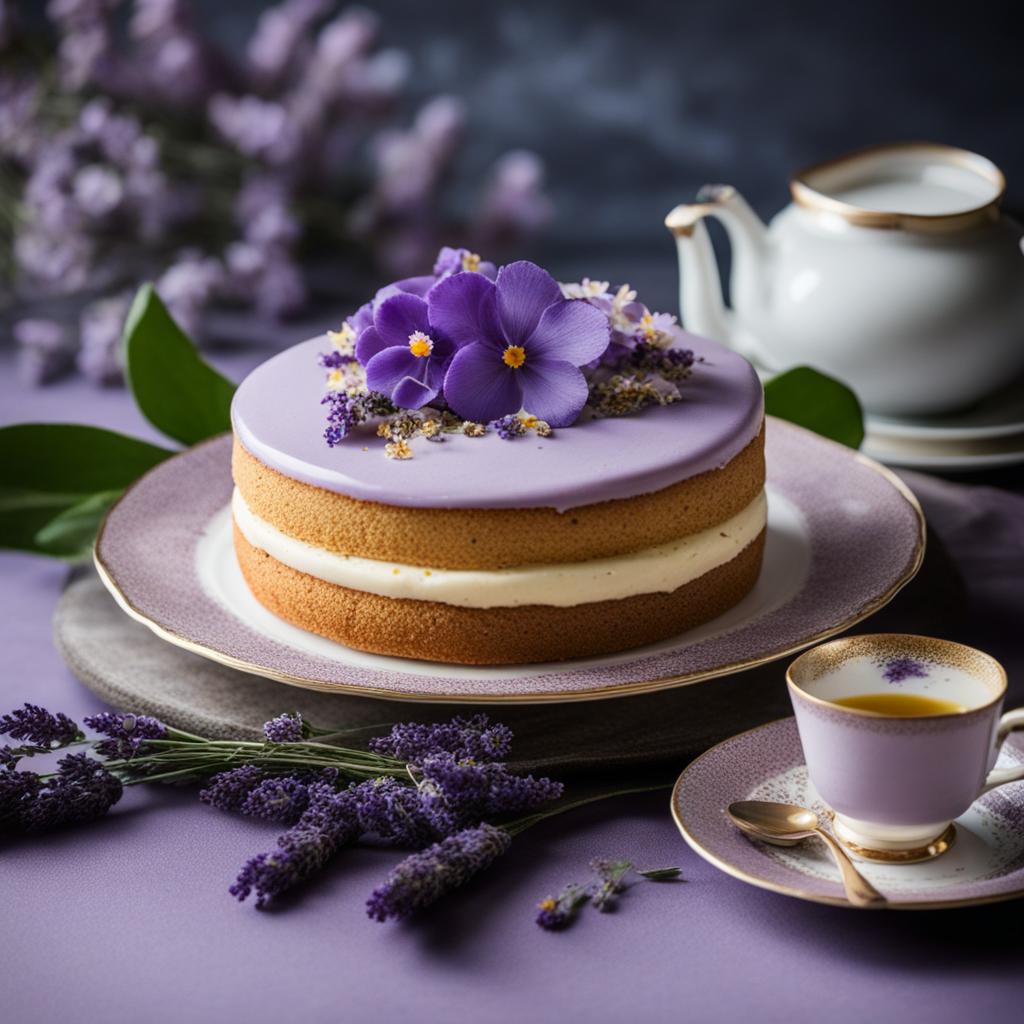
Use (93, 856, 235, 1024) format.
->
(813, 828, 887, 908)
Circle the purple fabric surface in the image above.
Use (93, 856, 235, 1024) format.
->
(3, 345, 1024, 1024)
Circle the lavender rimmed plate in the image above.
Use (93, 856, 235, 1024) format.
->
(672, 717, 1024, 909)
(94, 417, 924, 704)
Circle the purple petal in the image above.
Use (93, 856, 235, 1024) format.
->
(355, 325, 389, 365)
(374, 275, 435, 304)
(443, 342, 523, 423)
(374, 293, 431, 348)
(392, 375, 439, 408)
(428, 272, 501, 350)
(495, 261, 561, 344)
(527, 299, 610, 365)
(366, 346, 426, 394)
(517, 358, 589, 427)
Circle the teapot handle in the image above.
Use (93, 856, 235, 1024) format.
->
(665, 185, 772, 365)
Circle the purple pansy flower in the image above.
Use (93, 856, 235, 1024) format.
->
(355, 293, 457, 409)
(429, 261, 609, 427)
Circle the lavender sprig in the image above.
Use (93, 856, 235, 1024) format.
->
(368, 714, 513, 764)
(536, 883, 589, 930)
(263, 712, 305, 743)
(2, 753, 123, 834)
(417, 754, 564, 823)
(231, 783, 360, 908)
(0, 703, 81, 750)
(589, 858, 633, 911)
(365, 823, 511, 922)
(83, 711, 167, 760)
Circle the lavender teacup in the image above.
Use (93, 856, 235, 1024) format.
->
(787, 634, 1024, 861)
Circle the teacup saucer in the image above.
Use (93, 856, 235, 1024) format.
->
(671, 717, 1024, 908)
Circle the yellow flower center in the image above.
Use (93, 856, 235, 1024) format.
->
(408, 331, 434, 358)
(502, 345, 526, 369)
(461, 251, 482, 272)
(539, 898, 556, 911)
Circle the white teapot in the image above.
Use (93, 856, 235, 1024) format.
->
(665, 144, 1024, 415)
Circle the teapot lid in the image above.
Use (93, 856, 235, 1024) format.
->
(791, 143, 1004, 232)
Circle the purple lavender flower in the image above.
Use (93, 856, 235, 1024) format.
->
(22, 753, 123, 832)
(371, 96, 464, 216)
(78, 293, 130, 385)
(199, 764, 265, 813)
(208, 93, 301, 165)
(536, 883, 589, 930)
(366, 823, 511, 921)
(83, 711, 166, 760)
(474, 150, 552, 246)
(0, 703, 81, 749)
(240, 776, 311, 825)
(155, 251, 224, 337)
(231, 783, 360, 908)
(354, 293, 457, 409)
(431, 261, 609, 426)
(255, 251, 307, 320)
(263, 712, 304, 743)
(418, 755, 563, 822)
(489, 414, 527, 440)
(352, 777, 437, 847)
(0, 748, 20, 770)
(13, 319, 77, 386)
(246, 0, 329, 87)
(882, 658, 930, 684)
(0, 767, 42, 830)
(322, 390, 397, 445)
(367, 714, 513, 763)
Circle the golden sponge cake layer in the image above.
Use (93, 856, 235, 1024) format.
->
(233, 522, 766, 665)
(232, 426, 765, 572)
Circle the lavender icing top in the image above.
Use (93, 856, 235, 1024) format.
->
(230, 334, 764, 511)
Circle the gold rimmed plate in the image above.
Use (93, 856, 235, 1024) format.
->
(94, 417, 924, 704)
(672, 717, 1024, 909)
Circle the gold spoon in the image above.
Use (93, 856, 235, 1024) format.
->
(727, 800, 887, 908)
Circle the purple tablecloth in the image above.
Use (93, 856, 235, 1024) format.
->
(3, 344, 1024, 1024)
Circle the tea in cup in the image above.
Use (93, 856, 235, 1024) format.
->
(787, 634, 1024, 861)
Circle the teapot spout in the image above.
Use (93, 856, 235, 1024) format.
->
(664, 208, 730, 341)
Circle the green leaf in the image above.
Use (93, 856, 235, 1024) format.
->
(34, 490, 123, 561)
(764, 366, 865, 449)
(124, 283, 236, 446)
(0, 423, 172, 557)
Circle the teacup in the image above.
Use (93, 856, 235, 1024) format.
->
(787, 634, 1024, 861)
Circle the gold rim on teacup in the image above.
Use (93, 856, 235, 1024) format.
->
(786, 633, 1008, 720)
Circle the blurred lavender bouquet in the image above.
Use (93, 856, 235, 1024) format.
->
(0, 0, 551, 386)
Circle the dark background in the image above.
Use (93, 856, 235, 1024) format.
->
(206, 0, 1024, 310)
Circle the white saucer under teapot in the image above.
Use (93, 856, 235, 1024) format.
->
(666, 143, 1024, 416)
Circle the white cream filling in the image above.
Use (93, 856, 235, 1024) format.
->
(232, 487, 767, 610)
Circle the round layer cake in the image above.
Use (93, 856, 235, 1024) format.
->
(230, 333, 766, 665)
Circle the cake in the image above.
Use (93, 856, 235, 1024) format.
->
(230, 250, 766, 665)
